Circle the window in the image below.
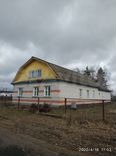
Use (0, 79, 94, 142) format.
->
(87, 90, 89, 98)
(79, 89, 82, 98)
(32, 70, 35, 78)
(37, 70, 41, 77)
(44, 86, 50, 97)
(29, 70, 42, 78)
(93, 90, 95, 98)
(33, 87, 39, 97)
(29, 71, 32, 78)
(18, 88, 23, 97)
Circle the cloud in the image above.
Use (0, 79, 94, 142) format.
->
(0, 0, 115, 93)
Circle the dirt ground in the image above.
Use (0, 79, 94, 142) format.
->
(0, 103, 116, 156)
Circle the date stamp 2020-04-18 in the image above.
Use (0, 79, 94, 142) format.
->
(78, 147, 112, 152)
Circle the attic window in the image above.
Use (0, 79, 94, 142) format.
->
(29, 70, 42, 78)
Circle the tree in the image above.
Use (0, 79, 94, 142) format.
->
(83, 66, 95, 80)
(73, 67, 81, 74)
(84, 66, 91, 77)
(97, 67, 107, 89)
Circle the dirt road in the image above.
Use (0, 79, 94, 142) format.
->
(0, 127, 79, 156)
(0, 104, 116, 156)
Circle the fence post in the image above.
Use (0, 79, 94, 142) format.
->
(64, 98, 67, 114)
(11, 94, 12, 105)
(4, 95, 6, 106)
(18, 96, 20, 110)
(38, 97, 40, 112)
(102, 100, 105, 121)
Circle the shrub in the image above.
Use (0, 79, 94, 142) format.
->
(29, 103, 38, 113)
(39, 103, 51, 113)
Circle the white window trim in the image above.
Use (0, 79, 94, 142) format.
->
(33, 87, 39, 97)
(87, 90, 89, 98)
(29, 70, 42, 78)
(44, 86, 50, 97)
(79, 89, 82, 98)
(18, 88, 23, 97)
(93, 90, 95, 98)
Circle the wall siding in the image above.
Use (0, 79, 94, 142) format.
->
(58, 82, 111, 100)
(14, 60, 57, 83)
(12, 81, 111, 106)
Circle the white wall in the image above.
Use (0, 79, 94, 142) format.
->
(13, 82, 60, 98)
(58, 82, 111, 100)
(13, 81, 111, 100)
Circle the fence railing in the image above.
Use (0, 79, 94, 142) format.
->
(0, 95, 12, 106)
(0, 95, 111, 121)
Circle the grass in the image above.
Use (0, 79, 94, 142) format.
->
(0, 102, 116, 156)
(0, 102, 115, 126)
(50, 102, 116, 123)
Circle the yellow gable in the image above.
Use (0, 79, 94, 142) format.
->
(13, 60, 58, 83)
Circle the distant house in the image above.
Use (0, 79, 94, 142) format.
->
(11, 56, 111, 106)
(0, 90, 13, 97)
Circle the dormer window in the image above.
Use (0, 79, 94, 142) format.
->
(29, 70, 42, 78)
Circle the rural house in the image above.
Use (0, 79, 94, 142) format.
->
(12, 56, 111, 106)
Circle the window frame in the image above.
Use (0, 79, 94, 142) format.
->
(79, 89, 82, 98)
(44, 86, 51, 97)
(29, 69, 42, 78)
(18, 88, 23, 97)
(93, 90, 95, 98)
(87, 90, 89, 98)
(33, 87, 39, 97)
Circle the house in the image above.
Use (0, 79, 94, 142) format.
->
(0, 89, 13, 97)
(11, 56, 111, 106)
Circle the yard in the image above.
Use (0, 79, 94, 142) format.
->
(0, 102, 116, 156)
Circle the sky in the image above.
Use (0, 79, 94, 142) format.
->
(0, 0, 115, 93)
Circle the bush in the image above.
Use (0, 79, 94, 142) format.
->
(39, 103, 51, 113)
(29, 103, 38, 113)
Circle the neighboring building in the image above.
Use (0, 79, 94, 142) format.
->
(0, 89, 13, 96)
(11, 56, 111, 106)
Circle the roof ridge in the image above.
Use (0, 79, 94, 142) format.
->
(12, 56, 110, 92)
(33, 56, 82, 76)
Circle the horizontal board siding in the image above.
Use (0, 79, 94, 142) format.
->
(13, 90, 61, 100)
(13, 90, 60, 95)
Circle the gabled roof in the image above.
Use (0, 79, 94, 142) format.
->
(12, 56, 110, 92)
